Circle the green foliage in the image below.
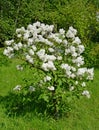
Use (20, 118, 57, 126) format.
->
(0, 0, 98, 44)
(90, 0, 99, 9)
(0, 49, 11, 66)
(0, 18, 16, 45)
(84, 43, 99, 68)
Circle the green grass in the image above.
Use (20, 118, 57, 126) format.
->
(0, 48, 99, 130)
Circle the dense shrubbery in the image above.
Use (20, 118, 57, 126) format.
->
(0, 0, 98, 43)
(84, 43, 99, 68)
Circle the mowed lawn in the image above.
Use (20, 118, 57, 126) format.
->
(0, 48, 99, 130)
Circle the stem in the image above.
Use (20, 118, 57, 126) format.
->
(51, 71, 59, 117)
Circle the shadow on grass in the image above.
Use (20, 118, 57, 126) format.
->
(0, 92, 53, 118)
(0, 92, 70, 119)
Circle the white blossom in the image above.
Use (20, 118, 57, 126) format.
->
(33, 21, 41, 27)
(72, 52, 78, 57)
(59, 28, 65, 35)
(75, 81, 78, 85)
(71, 66, 76, 72)
(63, 40, 68, 46)
(66, 30, 75, 38)
(28, 58, 34, 64)
(69, 86, 74, 91)
(66, 26, 77, 38)
(17, 34, 22, 38)
(13, 85, 21, 91)
(16, 65, 23, 71)
(17, 42, 23, 49)
(28, 38, 34, 46)
(13, 44, 19, 50)
(81, 82, 86, 87)
(27, 24, 34, 30)
(73, 37, 81, 44)
(44, 39, 53, 46)
(48, 48, 55, 52)
(44, 76, 51, 82)
(16, 28, 21, 34)
(72, 56, 84, 67)
(23, 32, 29, 41)
(82, 90, 90, 98)
(65, 49, 70, 55)
(69, 26, 77, 35)
(77, 45, 85, 54)
(5, 40, 14, 46)
(61, 64, 71, 71)
(29, 49, 34, 56)
(77, 68, 87, 76)
(16, 27, 25, 34)
(3, 47, 14, 57)
(70, 73, 76, 78)
(32, 45, 37, 51)
(42, 61, 56, 71)
(48, 86, 55, 91)
(26, 55, 34, 64)
(57, 56, 62, 60)
(54, 37, 62, 44)
(70, 46, 76, 53)
(86, 68, 94, 80)
(46, 55, 56, 61)
(29, 86, 35, 92)
(37, 49, 45, 58)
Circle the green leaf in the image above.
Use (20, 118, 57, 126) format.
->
(38, 94, 49, 102)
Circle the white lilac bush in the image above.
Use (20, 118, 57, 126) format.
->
(3, 21, 94, 116)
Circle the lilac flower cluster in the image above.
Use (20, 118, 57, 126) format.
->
(4, 21, 94, 98)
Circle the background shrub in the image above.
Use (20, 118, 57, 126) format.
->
(0, 0, 98, 43)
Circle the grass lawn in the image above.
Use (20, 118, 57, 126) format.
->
(0, 48, 99, 130)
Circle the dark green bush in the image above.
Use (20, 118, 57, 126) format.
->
(83, 43, 99, 68)
(0, 0, 98, 43)
(0, 18, 16, 45)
